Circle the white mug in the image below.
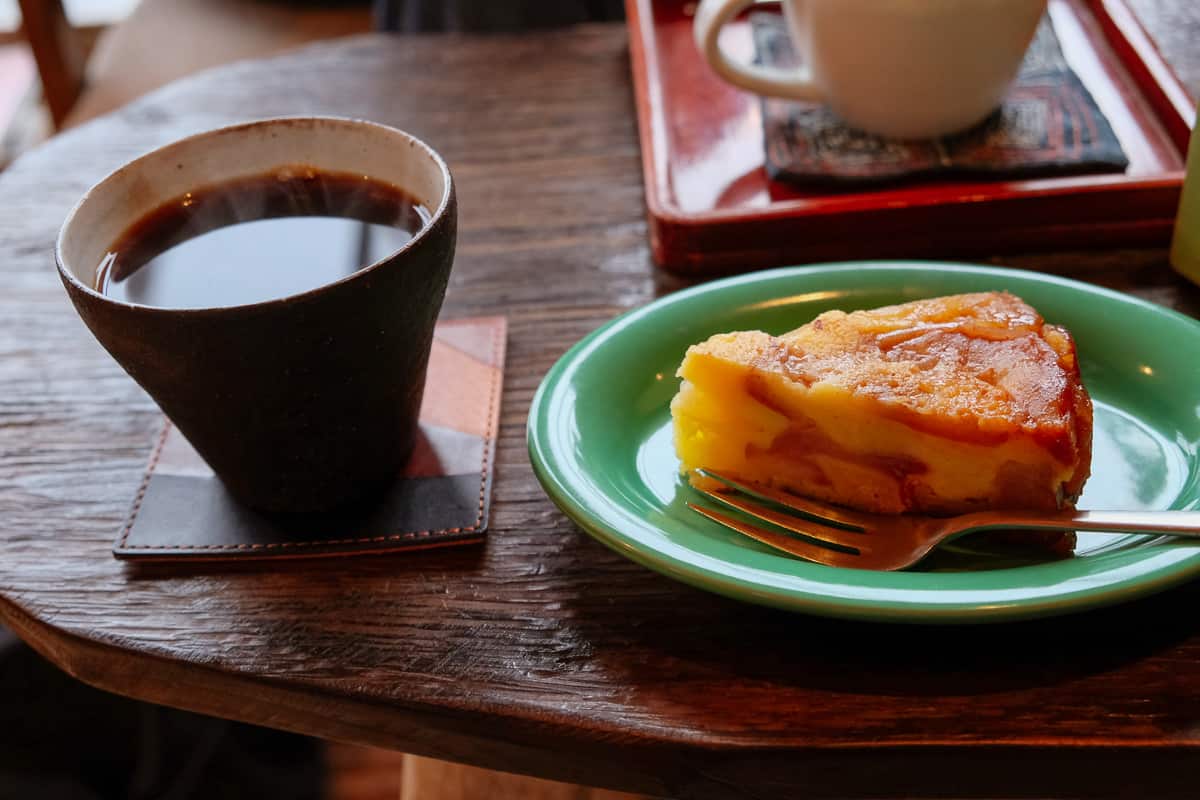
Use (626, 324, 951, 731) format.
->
(694, 0, 1048, 140)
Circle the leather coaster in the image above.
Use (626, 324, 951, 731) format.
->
(752, 13, 1129, 187)
(113, 316, 506, 561)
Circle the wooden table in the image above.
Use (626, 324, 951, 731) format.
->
(2, 6, 1200, 798)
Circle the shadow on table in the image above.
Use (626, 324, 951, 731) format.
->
(558, 535, 1200, 698)
(0, 629, 326, 800)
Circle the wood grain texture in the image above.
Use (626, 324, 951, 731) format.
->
(0, 14, 1199, 800)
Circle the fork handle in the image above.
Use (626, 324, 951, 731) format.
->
(962, 510, 1200, 537)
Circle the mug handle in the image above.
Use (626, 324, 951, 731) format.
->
(693, 0, 825, 101)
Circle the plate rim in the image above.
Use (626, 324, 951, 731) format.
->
(527, 261, 1200, 623)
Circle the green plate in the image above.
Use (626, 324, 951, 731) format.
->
(527, 263, 1200, 623)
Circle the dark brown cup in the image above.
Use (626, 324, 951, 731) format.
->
(57, 117, 456, 513)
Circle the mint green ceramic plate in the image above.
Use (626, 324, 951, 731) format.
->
(527, 263, 1200, 623)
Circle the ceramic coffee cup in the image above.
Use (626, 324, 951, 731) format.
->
(694, 0, 1048, 140)
(57, 117, 456, 513)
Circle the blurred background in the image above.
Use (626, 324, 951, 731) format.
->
(0, 0, 370, 168)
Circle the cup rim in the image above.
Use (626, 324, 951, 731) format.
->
(55, 115, 454, 315)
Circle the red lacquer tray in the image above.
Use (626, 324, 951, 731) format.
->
(627, 0, 1196, 274)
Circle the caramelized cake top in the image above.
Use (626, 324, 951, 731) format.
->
(729, 292, 1088, 446)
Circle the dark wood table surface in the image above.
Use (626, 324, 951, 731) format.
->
(2, 4, 1200, 798)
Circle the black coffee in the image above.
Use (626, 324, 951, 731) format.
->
(96, 167, 429, 308)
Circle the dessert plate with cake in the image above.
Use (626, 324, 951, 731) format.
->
(527, 263, 1200, 623)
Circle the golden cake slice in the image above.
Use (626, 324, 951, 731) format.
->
(671, 292, 1092, 533)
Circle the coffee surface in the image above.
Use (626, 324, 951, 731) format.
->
(96, 168, 429, 308)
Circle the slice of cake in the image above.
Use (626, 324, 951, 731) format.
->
(671, 292, 1092, 531)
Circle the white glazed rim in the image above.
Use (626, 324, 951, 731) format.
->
(56, 116, 454, 313)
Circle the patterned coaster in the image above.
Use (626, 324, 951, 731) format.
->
(752, 13, 1129, 187)
(114, 316, 506, 561)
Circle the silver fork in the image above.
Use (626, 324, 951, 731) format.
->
(687, 470, 1200, 570)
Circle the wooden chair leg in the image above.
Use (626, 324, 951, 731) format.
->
(16, 0, 85, 128)
(399, 754, 650, 800)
